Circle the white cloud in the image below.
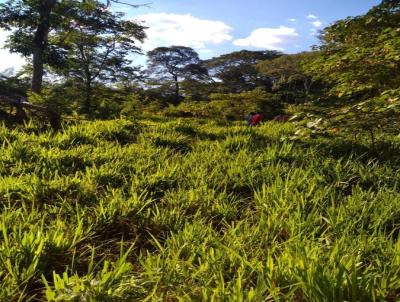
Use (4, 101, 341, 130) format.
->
(0, 29, 26, 73)
(233, 26, 299, 51)
(310, 28, 318, 36)
(134, 13, 233, 53)
(307, 14, 318, 19)
(312, 20, 323, 28)
(288, 18, 297, 22)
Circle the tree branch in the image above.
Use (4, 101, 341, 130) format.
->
(106, 0, 152, 8)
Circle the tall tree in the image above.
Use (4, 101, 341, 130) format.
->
(301, 0, 400, 142)
(205, 50, 281, 93)
(147, 46, 209, 104)
(257, 52, 318, 102)
(52, 1, 145, 113)
(0, 0, 76, 93)
(0, 0, 144, 95)
(306, 0, 400, 99)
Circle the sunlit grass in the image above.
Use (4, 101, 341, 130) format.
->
(0, 118, 399, 301)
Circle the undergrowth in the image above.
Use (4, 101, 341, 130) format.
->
(0, 118, 399, 301)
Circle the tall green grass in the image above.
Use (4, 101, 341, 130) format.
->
(0, 118, 399, 301)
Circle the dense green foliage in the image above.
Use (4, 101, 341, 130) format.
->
(50, 0, 145, 114)
(1, 0, 398, 132)
(294, 0, 400, 143)
(257, 52, 319, 103)
(146, 46, 209, 105)
(162, 88, 282, 120)
(0, 0, 145, 122)
(1, 118, 399, 301)
(308, 1, 399, 98)
(0, 2, 399, 300)
(205, 50, 281, 93)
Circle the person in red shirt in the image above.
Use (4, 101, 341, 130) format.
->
(251, 112, 263, 126)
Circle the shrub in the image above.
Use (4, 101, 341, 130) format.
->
(163, 88, 284, 120)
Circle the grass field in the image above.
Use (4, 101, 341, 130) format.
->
(0, 118, 399, 301)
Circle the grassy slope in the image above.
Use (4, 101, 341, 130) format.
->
(0, 118, 399, 301)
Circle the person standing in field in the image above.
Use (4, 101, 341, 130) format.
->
(246, 112, 256, 125)
(250, 112, 263, 126)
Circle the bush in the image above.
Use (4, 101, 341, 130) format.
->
(163, 88, 284, 121)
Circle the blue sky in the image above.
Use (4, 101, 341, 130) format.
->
(0, 0, 381, 71)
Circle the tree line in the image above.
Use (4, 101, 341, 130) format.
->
(0, 0, 399, 136)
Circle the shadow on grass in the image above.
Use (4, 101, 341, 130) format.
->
(310, 139, 400, 167)
(153, 137, 192, 154)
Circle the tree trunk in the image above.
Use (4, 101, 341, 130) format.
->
(15, 101, 28, 122)
(0, 96, 60, 129)
(174, 74, 180, 104)
(84, 79, 93, 114)
(303, 77, 313, 96)
(31, 47, 44, 93)
(369, 128, 376, 149)
(31, 0, 55, 93)
(31, 0, 60, 130)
